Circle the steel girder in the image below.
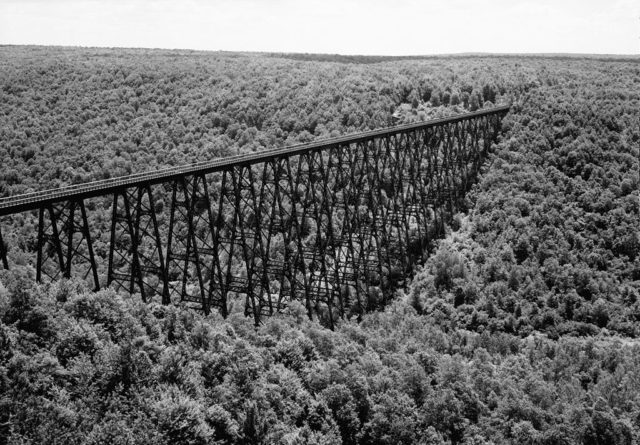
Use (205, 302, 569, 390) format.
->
(0, 108, 506, 325)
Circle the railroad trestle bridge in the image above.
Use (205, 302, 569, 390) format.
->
(0, 106, 509, 326)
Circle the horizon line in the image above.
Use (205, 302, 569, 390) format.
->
(1, 43, 639, 59)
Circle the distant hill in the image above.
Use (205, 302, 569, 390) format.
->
(268, 51, 640, 64)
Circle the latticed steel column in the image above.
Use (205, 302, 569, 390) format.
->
(107, 185, 169, 303)
(0, 106, 508, 325)
(134, 185, 170, 304)
(165, 175, 218, 313)
(36, 204, 64, 282)
(108, 189, 143, 297)
(36, 200, 99, 290)
(233, 165, 265, 323)
(330, 144, 364, 318)
(289, 152, 316, 318)
(250, 157, 295, 318)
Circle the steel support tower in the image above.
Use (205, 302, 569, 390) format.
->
(0, 106, 509, 326)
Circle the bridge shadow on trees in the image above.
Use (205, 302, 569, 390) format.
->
(0, 107, 508, 328)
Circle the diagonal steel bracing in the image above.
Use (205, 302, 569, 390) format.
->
(0, 106, 509, 325)
(108, 186, 170, 303)
(36, 200, 99, 290)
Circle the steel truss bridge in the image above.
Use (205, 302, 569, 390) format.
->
(0, 106, 508, 326)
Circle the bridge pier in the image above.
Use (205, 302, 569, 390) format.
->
(107, 185, 170, 304)
(36, 200, 99, 290)
(0, 106, 509, 326)
(108, 189, 143, 298)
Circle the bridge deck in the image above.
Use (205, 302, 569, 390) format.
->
(0, 105, 509, 216)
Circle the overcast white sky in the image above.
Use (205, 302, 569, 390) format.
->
(0, 0, 637, 55)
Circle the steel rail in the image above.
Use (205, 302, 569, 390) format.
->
(0, 105, 509, 216)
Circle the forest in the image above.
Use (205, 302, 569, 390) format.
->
(0, 46, 639, 444)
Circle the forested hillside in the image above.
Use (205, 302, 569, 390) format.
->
(0, 46, 520, 286)
(0, 46, 519, 196)
(1, 47, 639, 444)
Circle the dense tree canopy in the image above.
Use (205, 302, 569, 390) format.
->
(1, 276, 639, 444)
(410, 60, 640, 340)
(0, 46, 524, 196)
(0, 47, 639, 443)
